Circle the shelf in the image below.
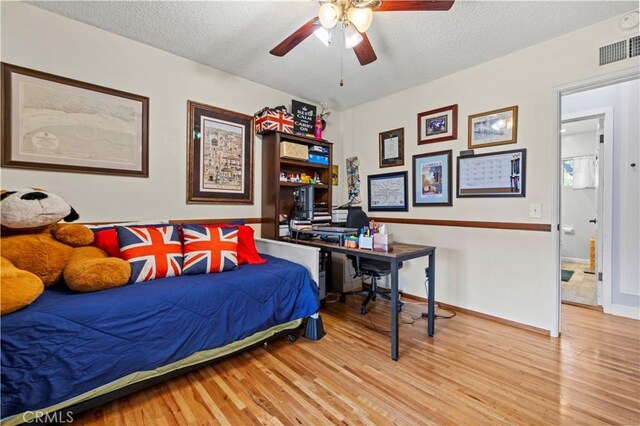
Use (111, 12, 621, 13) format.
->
(280, 182, 328, 189)
(280, 158, 329, 169)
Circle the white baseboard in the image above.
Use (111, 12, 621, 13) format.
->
(605, 303, 640, 320)
(561, 257, 590, 265)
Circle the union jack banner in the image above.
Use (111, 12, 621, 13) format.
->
(182, 225, 239, 275)
(117, 226, 183, 283)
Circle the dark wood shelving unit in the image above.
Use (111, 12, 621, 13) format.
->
(261, 131, 333, 240)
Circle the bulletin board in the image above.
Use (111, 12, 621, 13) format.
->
(457, 149, 526, 197)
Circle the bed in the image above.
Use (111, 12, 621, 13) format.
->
(1, 238, 321, 425)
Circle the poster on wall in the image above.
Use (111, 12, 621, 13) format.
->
(291, 99, 317, 136)
(457, 148, 526, 197)
(412, 150, 452, 206)
(346, 156, 361, 204)
(187, 100, 254, 204)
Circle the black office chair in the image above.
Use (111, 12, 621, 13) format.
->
(345, 208, 403, 315)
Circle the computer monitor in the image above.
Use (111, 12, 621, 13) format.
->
(293, 184, 314, 220)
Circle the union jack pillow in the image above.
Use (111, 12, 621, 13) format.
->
(116, 225, 183, 283)
(182, 225, 238, 275)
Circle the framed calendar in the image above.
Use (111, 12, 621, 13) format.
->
(457, 149, 526, 197)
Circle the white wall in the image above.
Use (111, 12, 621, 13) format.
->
(564, 80, 640, 311)
(0, 2, 340, 223)
(338, 11, 639, 330)
(561, 130, 598, 262)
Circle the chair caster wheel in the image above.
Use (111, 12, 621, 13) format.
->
(339, 294, 346, 303)
(287, 334, 297, 342)
(360, 306, 368, 315)
(372, 295, 377, 301)
(398, 302, 404, 313)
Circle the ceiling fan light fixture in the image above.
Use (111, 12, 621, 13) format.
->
(314, 26, 332, 46)
(347, 7, 373, 33)
(318, 2, 340, 29)
(344, 24, 363, 49)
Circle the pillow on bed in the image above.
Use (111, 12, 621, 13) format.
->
(203, 224, 266, 265)
(182, 224, 238, 275)
(116, 225, 183, 283)
(90, 222, 169, 258)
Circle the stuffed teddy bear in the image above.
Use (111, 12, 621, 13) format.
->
(1, 188, 131, 315)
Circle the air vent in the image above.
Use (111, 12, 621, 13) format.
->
(599, 40, 627, 65)
(630, 35, 640, 58)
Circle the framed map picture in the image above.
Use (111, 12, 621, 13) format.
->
(367, 171, 408, 212)
(1, 62, 149, 177)
(412, 150, 453, 207)
(187, 101, 254, 204)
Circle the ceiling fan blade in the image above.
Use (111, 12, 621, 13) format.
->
(375, 0, 454, 12)
(353, 33, 377, 66)
(270, 17, 320, 57)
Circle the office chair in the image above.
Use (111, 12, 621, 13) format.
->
(345, 208, 404, 315)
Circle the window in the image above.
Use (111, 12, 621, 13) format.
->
(563, 159, 574, 187)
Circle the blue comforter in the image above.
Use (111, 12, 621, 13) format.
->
(1, 255, 319, 418)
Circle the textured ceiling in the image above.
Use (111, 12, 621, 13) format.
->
(28, 1, 637, 111)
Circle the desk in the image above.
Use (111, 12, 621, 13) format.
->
(284, 238, 436, 361)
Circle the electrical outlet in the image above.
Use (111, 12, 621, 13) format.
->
(530, 203, 542, 218)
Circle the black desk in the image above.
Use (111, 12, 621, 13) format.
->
(284, 238, 436, 361)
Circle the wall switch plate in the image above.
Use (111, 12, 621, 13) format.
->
(530, 203, 542, 218)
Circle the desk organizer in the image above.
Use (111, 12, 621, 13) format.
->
(359, 236, 374, 250)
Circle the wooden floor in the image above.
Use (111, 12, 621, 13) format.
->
(73, 296, 640, 425)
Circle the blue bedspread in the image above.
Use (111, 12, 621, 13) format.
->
(1, 255, 319, 418)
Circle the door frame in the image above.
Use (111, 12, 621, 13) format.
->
(561, 108, 613, 310)
(551, 67, 640, 336)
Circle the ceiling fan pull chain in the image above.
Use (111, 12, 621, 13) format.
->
(340, 25, 344, 87)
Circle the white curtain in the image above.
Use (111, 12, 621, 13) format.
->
(573, 156, 597, 189)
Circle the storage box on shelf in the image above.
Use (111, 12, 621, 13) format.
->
(254, 108, 294, 135)
(261, 131, 333, 240)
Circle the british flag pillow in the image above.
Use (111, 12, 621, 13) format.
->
(116, 225, 183, 284)
(182, 224, 238, 275)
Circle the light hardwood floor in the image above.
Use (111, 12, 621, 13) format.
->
(73, 296, 640, 425)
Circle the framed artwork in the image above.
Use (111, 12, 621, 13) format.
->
(412, 150, 453, 207)
(187, 100, 254, 204)
(1, 62, 149, 177)
(367, 171, 408, 212)
(379, 127, 404, 168)
(417, 104, 458, 145)
(457, 149, 526, 197)
(332, 164, 339, 186)
(468, 105, 518, 149)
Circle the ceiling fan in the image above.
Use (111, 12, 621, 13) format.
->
(270, 0, 455, 66)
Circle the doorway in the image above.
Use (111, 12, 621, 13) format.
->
(560, 116, 602, 308)
(554, 73, 640, 333)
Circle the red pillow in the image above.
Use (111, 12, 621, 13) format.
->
(92, 229, 121, 258)
(203, 224, 266, 265)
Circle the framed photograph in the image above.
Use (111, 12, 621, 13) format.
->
(331, 164, 339, 186)
(367, 171, 408, 212)
(412, 150, 453, 207)
(187, 100, 254, 204)
(457, 149, 526, 198)
(468, 105, 518, 149)
(1, 63, 149, 177)
(379, 127, 404, 168)
(417, 104, 458, 145)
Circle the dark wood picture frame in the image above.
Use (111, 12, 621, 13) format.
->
(457, 148, 526, 198)
(1, 62, 149, 177)
(468, 105, 518, 149)
(412, 149, 453, 207)
(379, 127, 405, 168)
(417, 104, 458, 145)
(186, 101, 254, 204)
(367, 171, 409, 212)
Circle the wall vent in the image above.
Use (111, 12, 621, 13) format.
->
(630, 35, 640, 58)
(599, 40, 627, 65)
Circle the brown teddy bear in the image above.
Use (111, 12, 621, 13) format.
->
(1, 188, 131, 315)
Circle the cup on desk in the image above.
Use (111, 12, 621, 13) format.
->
(359, 235, 374, 250)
